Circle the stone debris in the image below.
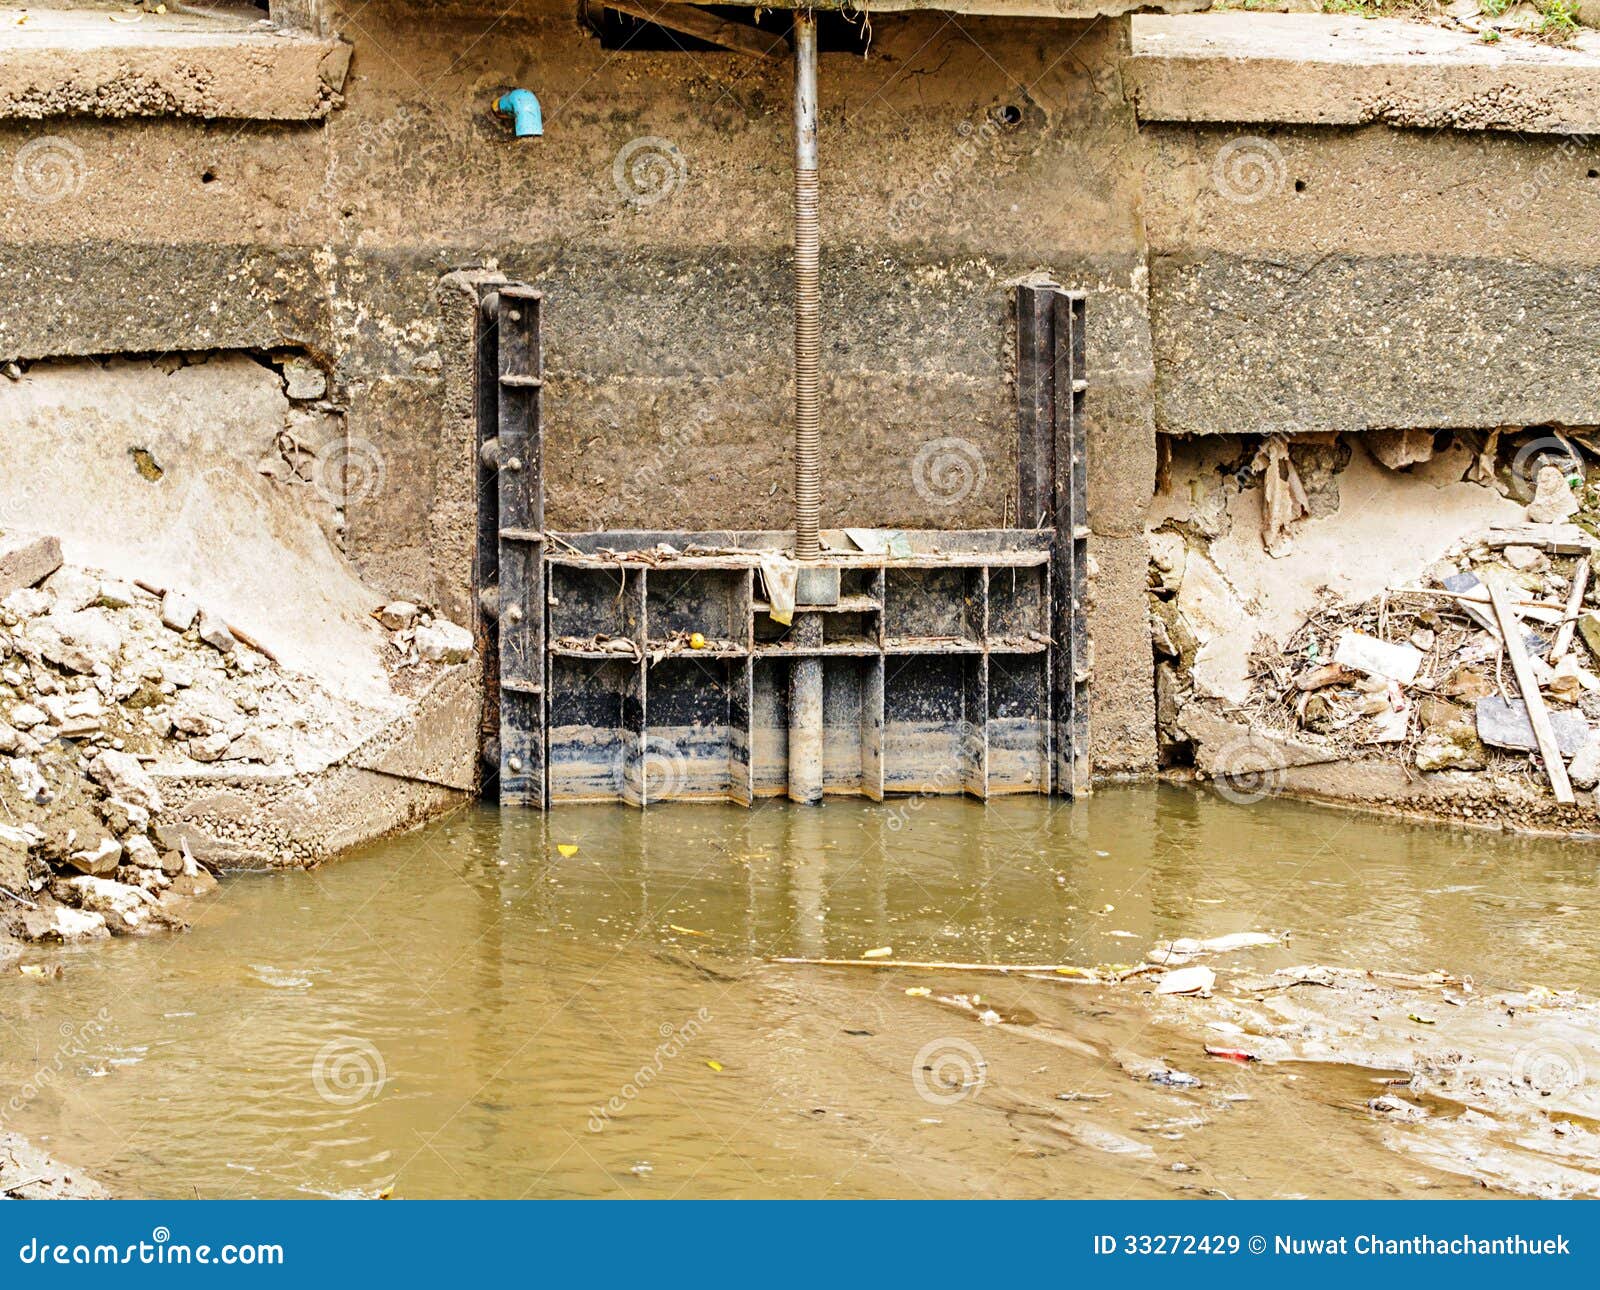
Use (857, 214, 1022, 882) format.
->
(1168, 451, 1600, 824)
(376, 601, 419, 631)
(1365, 428, 1436, 471)
(280, 357, 327, 401)
(1527, 464, 1582, 524)
(409, 618, 474, 665)
(1474, 697, 1590, 756)
(160, 590, 198, 633)
(1414, 724, 1487, 772)
(1568, 740, 1600, 791)
(0, 540, 476, 956)
(196, 609, 236, 653)
(0, 532, 62, 598)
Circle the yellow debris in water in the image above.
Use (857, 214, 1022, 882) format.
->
(18, 965, 46, 977)
(1407, 1013, 1436, 1025)
(556, 844, 579, 858)
(1097, 904, 1115, 915)
(706, 1060, 723, 1072)
(862, 946, 893, 959)
(689, 632, 707, 650)
(905, 987, 931, 997)
(668, 924, 711, 937)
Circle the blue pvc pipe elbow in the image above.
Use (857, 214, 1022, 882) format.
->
(496, 89, 543, 138)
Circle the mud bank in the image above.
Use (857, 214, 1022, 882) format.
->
(816, 939, 1600, 1198)
(1151, 429, 1600, 834)
(0, 1132, 106, 1201)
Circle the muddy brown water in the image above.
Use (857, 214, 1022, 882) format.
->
(3, 785, 1599, 1199)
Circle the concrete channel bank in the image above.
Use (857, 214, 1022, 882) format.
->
(1, 0, 1600, 922)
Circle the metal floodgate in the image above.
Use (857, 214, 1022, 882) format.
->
(473, 283, 1091, 808)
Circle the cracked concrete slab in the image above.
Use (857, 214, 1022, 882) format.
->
(0, 9, 349, 121)
(1127, 13, 1600, 134)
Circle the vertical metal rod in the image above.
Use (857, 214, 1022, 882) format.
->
(792, 10, 821, 560)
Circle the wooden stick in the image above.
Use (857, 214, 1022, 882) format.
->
(603, 0, 782, 58)
(1393, 587, 1564, 615)
(768, 955, 1104, 978)
(1401, 588, 1561, 624)
(1548, 557, 1590, 665)
(134, 579, 277, 663)
(1485, 575, 1575, 804)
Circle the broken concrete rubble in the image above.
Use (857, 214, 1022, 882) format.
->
(0, 540, 483, 958)
(1365, 429, 1436, 471)
(1528, 464, 1582, 524)
(0, 533, 61, 598)
(1475, 697, 1590, 757)
(1153, 427, 1600, 832)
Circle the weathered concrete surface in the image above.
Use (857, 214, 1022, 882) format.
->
(0, 356, 391, 701)
(1144, 123, 1600, 439)
(1127, 14, 1600, 134)
(0, 9, 349, 121)
(347, 659, 482, 793)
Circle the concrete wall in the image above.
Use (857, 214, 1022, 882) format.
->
(0, 2, 1158, 775)
(1142, 123, 1600, 437)
(18, 9, 1599, 780)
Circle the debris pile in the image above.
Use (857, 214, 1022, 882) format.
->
(1157, 428, 1600, 826)
(0, 531, 474, 950)
(1233, 515, 1600, 807)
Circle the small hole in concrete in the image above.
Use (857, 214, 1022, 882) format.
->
(1294, 178, 1307, 193)
(129, 447, 164, 482)
(996, 104, 1022, 127)
(201, 169, 217, 184)
(1589, 168, 1599, 179)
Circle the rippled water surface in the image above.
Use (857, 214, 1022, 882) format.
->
(4, 786, 1599, 1198)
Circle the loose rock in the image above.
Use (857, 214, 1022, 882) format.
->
(160, 590, 199, 633)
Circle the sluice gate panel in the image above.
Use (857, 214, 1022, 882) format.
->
(476, 282, 1089, 807)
